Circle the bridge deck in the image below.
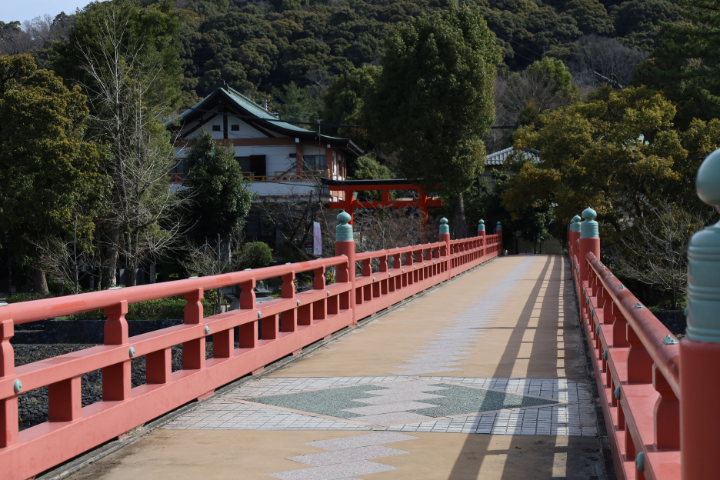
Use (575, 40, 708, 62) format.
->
(67, 255, 606, 480)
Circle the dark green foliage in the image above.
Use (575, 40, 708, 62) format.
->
(612, 0, 679, 50)
(7, 294, 215, 319)
(182, 130, 253, 241)
(271, 81, 320, 122)
(162, 0, 675, 101)
(349, 153, 393, 181)
(3, 0, 675, 104)
(238, 241, 273, 269)
(465, 165, 554, 252)
(634, 0, 720, 126)
(6, 292, 54, 303)
(348, 154, 395, 201)
(51, 0, 184, 111)
(71, 297, 214, 319)
(363, 2, 501, 198)
(318, 65, 380, 149)
(0, 55, 108, 281)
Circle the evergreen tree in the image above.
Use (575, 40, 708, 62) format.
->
(182, 130, 253, 243)
(635, 0, 720, 126)
(0, 54, 108, 292)
(362, 2, 501, 236)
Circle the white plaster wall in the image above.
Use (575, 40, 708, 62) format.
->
(181, 115, 268, 139)
(248, 181, 320, 197)
(233, 145, 296, 176)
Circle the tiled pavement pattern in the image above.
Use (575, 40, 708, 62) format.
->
(267, 432, 417, 480)
(391, 259, 533, 376)
(246, 378, 557, 424)
(163, 376, 597, 436)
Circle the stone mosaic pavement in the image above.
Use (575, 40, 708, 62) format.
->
(164, 376, 596, 436)
(68, 255, 607, 480)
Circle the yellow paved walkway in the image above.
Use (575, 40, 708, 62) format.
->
(68, 255, 605, 480)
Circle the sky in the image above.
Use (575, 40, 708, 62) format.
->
(2, 0, 96, 24)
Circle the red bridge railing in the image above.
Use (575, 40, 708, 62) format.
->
(567, 136, 720, 480)
(569, 215, 680, 480)
(0, 214, 501, 480)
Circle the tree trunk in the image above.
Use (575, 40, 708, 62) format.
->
(220, 236, 232, 267)
(452, 193, 468, 238)
(31, 268, 49, 294)
(102, 225, 120, 289)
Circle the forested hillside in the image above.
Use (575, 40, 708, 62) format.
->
(173, 0, 675, 102)
(1, 0, 675, 107)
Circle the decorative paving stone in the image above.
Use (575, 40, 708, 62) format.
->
(306, 432, 417, 450)
(268, 460, 396, 480)
(343, 401, 438, 415)
(268, 432, 417, 480)
(164, 376, 596, 436)
(287, 445, 408, 466)
(241, 378, 558, 425)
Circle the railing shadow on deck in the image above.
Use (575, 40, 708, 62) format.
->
(447, 255, 605, 479)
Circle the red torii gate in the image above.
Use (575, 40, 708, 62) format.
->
(322, 178, 443, 225)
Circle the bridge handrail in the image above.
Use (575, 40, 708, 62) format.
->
(354, 241, 446, 261)
(586, 252, 680, 395)
(2, 256, 348, 326)
(0, 215, 502, 480)
(567, 208, 682, 479)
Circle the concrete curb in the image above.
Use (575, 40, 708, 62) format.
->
(36, 256, 498, 480)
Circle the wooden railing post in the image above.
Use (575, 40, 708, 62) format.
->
(478, 219, 486, 260)
(579, 208, 600, 326)
(103, 301, 132, 401)
(335, 211, 356, 324)
(182, 288, 205, 370)
(0, 304, 18, 448)
(439, 218, 450, 279)
(653, 365, 680, 450)
(681, 147, 720, 479)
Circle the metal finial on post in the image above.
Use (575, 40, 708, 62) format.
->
(687, 153, 720, 342)
(580, 207, 598, 239)
(439, 217, 449, 235)
(681, 146, 720, 478)
(336, 210, 353, 242)
(478, 219, 485, 232)
(571, 215, 581, 232)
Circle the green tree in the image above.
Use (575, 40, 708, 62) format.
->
(51, 0, 184, 111)
(348, 153, 395, 201)
(526, 57, 581, 102)
(0, 54, 108, 293)
(502, 85, 720, 241)
(363, 2, 501, 236)
(499, 57, 581, 127)
(613, 0, 679, 50)
(271, 81, 319, 123)
(318, 64, 381, 150)
(634, 0, 720, 125)
(237, 241, 273, 269)
(183, 130, 253, 242)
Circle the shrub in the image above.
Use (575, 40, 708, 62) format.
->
(237, 242, 273, 270)
(6, 292, 54, 303)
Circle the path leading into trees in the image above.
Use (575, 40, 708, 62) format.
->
(67, 255, 606, 480)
